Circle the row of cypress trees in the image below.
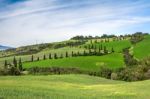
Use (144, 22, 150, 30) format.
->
(4, 57, 23, 71)
(30, 46, 114, 62)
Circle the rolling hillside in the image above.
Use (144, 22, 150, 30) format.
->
(0, 74, 150, 99)
(23, 53, 125, 71)
(133, 35, 150, 59)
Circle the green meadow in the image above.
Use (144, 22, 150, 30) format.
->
(0, 74, 150, 99)
(23, 53, 125, 71)
(85, 40, 132, 53)
(0, 34, 150, 99)
(133, 35, 150, 59)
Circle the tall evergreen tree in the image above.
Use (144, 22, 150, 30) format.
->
(77, 51, 80, 56)
(83, 50, 86, 56)
(71, 51, 74, 57)
(111, 47, 114, 53)
(54, 53, 57, 59)
(18, 58, 22, 71)
(98, 45, 101, 53)
(37, 57, 40, 61)
(91, 44, 94, 49)
(104, 46, 108, 54)
(31, 55, 34, 62)
(4, 60, 7, 69)
(13, 56, 17, 67)
(43, 54, 46, 60)
(88, 44, 91, 49)
(89, 49, 91, 54)
(65, 51, 68, 58)
(94, 45, 97, 54)
(49, 53, 52, 59)
(60, 53, 63, 58)
(90, 40, 92, 44)
(100, 44, 103, 50)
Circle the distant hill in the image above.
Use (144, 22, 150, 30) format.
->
(0, 45, 13, 51)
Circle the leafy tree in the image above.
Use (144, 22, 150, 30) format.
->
(18, 58, 22, 71)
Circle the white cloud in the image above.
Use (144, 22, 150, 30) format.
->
(0, 0, 150, 47)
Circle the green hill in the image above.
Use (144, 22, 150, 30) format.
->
(23, 53, 125, 71)
(0, 74, 150, 99)
(84, 39, 131, 53)
(133, 35, 150, 59)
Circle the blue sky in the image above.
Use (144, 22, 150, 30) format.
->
(0, 0, 150, 47)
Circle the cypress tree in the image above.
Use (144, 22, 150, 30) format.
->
(18, 58, 22, 71)
(90, 40, 92, 44)
(49, 53, 52, 59)
(37, 57, 40, 61)
(91, 44, 94, 49)
(104, 46, 108, 54)
(100, 44, 103, 50)
(77, 51, 80, 56)
(13, 56, 17, 67)
(65, 51, 68, 58)
(94, 45, 97, 54)
(4, 60, 7, 69)
(43, 54, 46, 60)
(54, 53, 57, 59)
(98, 45, 101, 53)
(89, 49, 91, 54)
(60, 53, 63, 58)
(71, 51, 74, 57)
(83, 50, 86, 56)
(88, 44, 91, 49)
(31, 55, 34, 62)
(111, 47, 114, 53)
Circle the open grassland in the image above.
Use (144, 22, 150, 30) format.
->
(0, 74, 150, 99)
(23, 53, 124, 71)
(133, 35, 150, 59)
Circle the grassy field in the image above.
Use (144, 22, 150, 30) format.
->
(0, 47, 85, 67)
(133, 35, 150, 59)
(0, 74, 150, 99)
(84, 40, 131, 53)
(23, 53, 125, 71)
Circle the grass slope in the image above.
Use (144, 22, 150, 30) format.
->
(23, 53, 125, 71)
(133, 35, 150, 59)
(0, 47, 85, 67)
(84, 40, 131, 53)
(0, 74, 150, 99)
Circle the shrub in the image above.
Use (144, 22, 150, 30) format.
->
(111, 73, 118, 80)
